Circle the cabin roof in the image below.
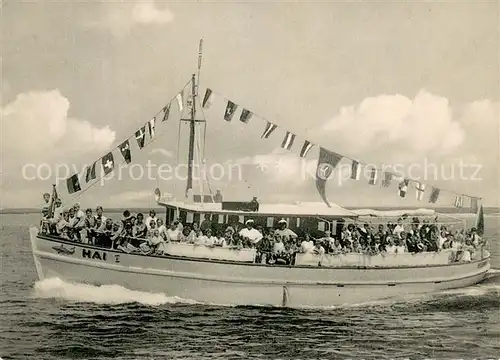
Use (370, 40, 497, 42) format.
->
(157, 200, 358, 218)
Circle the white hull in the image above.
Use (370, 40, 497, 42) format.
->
(30, 228, 491, 307)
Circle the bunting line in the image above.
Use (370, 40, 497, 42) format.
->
(206, 87, 483, 205)
(65, 78, 193, 199)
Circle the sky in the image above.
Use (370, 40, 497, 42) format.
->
(1, 0, 499, 210)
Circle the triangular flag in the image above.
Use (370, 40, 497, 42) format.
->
(398, 179, 409, 198)
(239, 108, 252, 123)
(350, 161, 360, 180)
(475, 204, 484, 236)
(119, 140, 131, 164)
(415, 182, 426, 201)
(368, 167, 378, 185)
(135, 127, 146, 149)
(261, 121, 277, 139)
(470, 197, 479, 213)
(101, 152, 115, 176)
(381, 172, 392, 187)
(316, 147, 343, 207)
(66, 174, 81, 194)
(281, 131, 295, 151)
(148, 118, 156, 139)
(202, 88, 214, 109)
(453, 196, 463, 208)
(176, 90, 184, 114)
(162, 103, 171, 122)
(224, 101, 237, 121)
(429, 187, 440, 203)
(299, 140, 313, 158)
(85, 162, 96, 183)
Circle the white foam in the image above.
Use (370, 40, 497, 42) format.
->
(32, 277, 200, 306)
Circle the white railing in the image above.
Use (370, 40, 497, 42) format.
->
(163, 243, 257, 262)
(295, 250, 456, 267)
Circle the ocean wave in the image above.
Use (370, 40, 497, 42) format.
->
(32, 277, 200, 306)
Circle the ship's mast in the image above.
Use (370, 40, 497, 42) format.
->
(186, 73, 196, 198)
(184, 40, 204, 199)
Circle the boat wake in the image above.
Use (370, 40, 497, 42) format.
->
(31, 275, 500, 311)
(32, 277, 200, 306)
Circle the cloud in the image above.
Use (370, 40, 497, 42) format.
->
(1, 90, 115, 159)
(109, 190, 172, 204)
(0, 90, 116, 199)
(315, 90, 466, 163)
(132, 2, 174, 25)
(87, 1, 174, 37)
(231, 91, 498, 205)
(150, 148, 174, 157)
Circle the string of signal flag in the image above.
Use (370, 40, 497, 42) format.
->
(201, 87, 482, 213)
(62, 80, 482, 214)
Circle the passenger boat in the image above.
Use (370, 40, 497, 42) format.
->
(29, 41, 494, 307)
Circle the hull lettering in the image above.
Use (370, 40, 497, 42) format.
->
(82, 249, 107, 261)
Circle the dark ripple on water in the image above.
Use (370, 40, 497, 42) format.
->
(1, 214, 500, 359)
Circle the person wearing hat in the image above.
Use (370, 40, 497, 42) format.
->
(238, 219, 262, 246)
(274, 219, 297, 244)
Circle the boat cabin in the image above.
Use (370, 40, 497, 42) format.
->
(158, 198, 359, 237)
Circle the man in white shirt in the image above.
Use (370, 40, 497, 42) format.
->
(274, 219, 297, 243)
(238, 219, 263, 246)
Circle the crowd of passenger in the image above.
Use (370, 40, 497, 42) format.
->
(40, 193, 487, 265)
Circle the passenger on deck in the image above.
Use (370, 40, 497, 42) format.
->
(84, 208, 95, 243)
(156, 219, 167, 240)
(238, 219, 263, 247)
(41, 192, 51, 214)
(122, 210, 133, 228)
(215, 231, 227, 247)
(393, 218, 405, 237)
(300, 234, 314, 253)
(145, 210, 157, 230)
(166, 221, 182, 242)
(460, 239, 475, 262)
(194, 229, 207, 246)
(273, 235, 286, 254)
(200, 214, 212, 232)
(134, 213, 147, 239)
(395, 239, 406, 253)
(470, 228, 481, 248)
(94, 206, 107, 230)
(204, 229, 216, 247)
(385, 237, 396, 254)
(312, 240, 325, 256)
(49, 198, 64, 227)
(57, 209, 72, 239)
(330, 239, 343, 255)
